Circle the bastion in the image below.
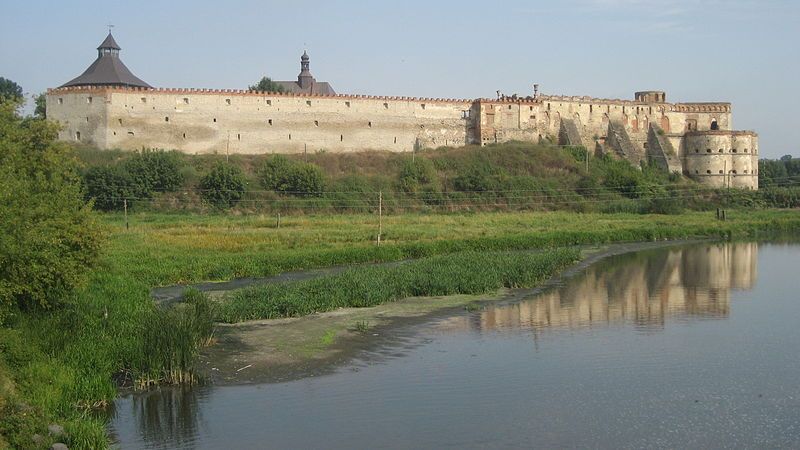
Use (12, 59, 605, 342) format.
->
(46, 33, 759, 190)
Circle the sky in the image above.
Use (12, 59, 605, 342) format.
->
(1, 0, 797, 158)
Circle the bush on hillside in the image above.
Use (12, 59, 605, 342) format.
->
(122, 149, 185, 196)
(258, 155, 325, 196)
(199, 163, 246, 208)
(398, 158, 438, 193)
(0, 101, 103, 317)
(453, 165, 500, 192)
(83, 165, 136, 211)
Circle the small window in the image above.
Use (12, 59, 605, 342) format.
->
(237, 133, 241, 140)
(118, 118, 123, 125)
(75, 131, 81, 141)
(695, 170, 699, 174)
(383, 103, 389, 109)
(57, 98, 63, 105)
(86, 117, 89, 122)
(421, 104, 426, 110)
(732, 149, 737, 153)
(744, 148, 748, 153)
(213, 118, 217, 123)
(268, 119, 273, 126)
(345, 101, 351, 107)
(707, 149, 712, 153)
(306, 100, 312, 106)
(183, 98, 189, 104)
(165, 116, 169, 122)
(394, 137, 397, 144)
(718, 148, 723, 153)
(707, 170, 711, 174)
(182, 132, 186, 139)
(140, 97, 147, 103)
(744, 170, 748, 174)
(695, 149, 699, 153)
(225, 99, 231, 105)
(340, 134, 343, 141)
(87, 97, 92, 104)
(530, 106, 534, 111)
(127, 131, 134, 136)
(288, 134, 291, 140)
(368, 121, 372, 128)
(508, 105, 512, 110)
(719, 170, 723, 174)
(314, 120, 319, 127)
(266, 100, 272, 106)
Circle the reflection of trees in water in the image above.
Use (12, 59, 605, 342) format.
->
(456, 243, 758, 332)
(132, 385, 204, 447)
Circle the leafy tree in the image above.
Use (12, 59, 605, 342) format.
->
(83, 165, 135, 211)
(122, 149, 185, 196)
(258, 155, 325, 196)
(0, 77, 22, 104)
(248, 77, 285, 93)
(34, 93, 46, 119)
(0, 101, 102, 318)
(199, 163, 246, 208)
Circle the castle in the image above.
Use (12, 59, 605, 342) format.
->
(47, 33, 759, 189)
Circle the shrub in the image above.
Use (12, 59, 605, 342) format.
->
(259, 155, 325, 196)
(83, 165, 135, 211)
(122, 149, 185, 196)
(453, 165, 498, 192)
(0, 102, 103, 314)
(199, 163, 246, 208)
(398, 158, 437, 193)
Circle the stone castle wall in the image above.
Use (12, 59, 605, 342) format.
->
(46, 86, 473, 155)
(46, 86, 759, 189)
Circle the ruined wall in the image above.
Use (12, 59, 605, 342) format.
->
(47, 86, 474, 154)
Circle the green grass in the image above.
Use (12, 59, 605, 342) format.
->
(215, 249, 581, 323)
(2, 209, 800, 448)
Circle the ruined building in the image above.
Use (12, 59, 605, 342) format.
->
(47, 33, 759, 189)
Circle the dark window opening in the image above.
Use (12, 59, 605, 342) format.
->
(306, 100, 312, 106)
(288, 134, 291, 140)
(225, 99, 231, 105)
(394, 137, 397, 144)
(345, 101, 351, 107)
(707, 149, 711, 153)
(75, 131, 81, 141)
(213, 118, 217, 123)
(268, 119, 273, 125)
(165, 117, 169, 122)
(182, 132, 186, 139)
(118, 118, 123, 125)
(718, 148, 723, 153)
(710, 119, 719, 130)
(237, 133, 241, 140)
(368, 121, 372, 128)
(340, 134, 343, 141)
(707, 170, 711, 174)
(383, 103, 389, 109)
(314, 120, 319, 127)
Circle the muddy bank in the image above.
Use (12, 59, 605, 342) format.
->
(199, 239, 699, 385)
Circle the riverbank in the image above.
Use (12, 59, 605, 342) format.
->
(2, 210, 800, 448)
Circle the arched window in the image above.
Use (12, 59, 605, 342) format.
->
(710, 119, 719, 130)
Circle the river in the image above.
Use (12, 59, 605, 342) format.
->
(110, 241, 800, 448)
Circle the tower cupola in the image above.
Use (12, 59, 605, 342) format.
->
(297, 50, 315, 90)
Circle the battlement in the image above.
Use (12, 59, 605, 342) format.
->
(47, 85, 473, 105)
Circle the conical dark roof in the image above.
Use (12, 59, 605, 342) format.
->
(60, 33, 151, 89)
(97, 32, 121, 50)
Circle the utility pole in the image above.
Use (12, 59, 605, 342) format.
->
(124, 198, 129, 230)
(377, 190, 383, 245)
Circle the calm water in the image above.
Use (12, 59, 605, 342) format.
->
(111, 242, 800, 449)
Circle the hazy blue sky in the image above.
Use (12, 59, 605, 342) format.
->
(1, 0, 797, 158)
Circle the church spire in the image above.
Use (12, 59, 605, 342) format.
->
(298, 50, 314, 90)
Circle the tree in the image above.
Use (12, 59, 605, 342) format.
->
(122, 149, 185, 196)
(199, 163, 246, 208)
(83, 165, 135, 211)
(34, 93, 46, 119)
(0, 101, 103, 319)
(258, 155, 325, 196)
(248, 77, 285, 93)
(0, 77, 22, 104)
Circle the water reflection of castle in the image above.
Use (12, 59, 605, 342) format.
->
(443, 243, 758, 332)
